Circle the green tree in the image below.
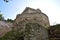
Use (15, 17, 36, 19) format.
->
(4, 0, 9, 3)
(7, 19, 13, 23)
(0, 14, 4, 20)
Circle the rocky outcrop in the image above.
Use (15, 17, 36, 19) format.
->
(13, 7, 50, 40)
(0, 21, 13, 37)
(14, 7, 50, 29)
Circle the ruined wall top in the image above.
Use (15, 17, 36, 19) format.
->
(22, 7, 42, 14)
(15, 7, 50, 29)
(16, 7, 48, 19)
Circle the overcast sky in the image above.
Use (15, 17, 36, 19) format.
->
(0, 0, 60, 25)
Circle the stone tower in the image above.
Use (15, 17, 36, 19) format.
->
(13, 7, 50, 40)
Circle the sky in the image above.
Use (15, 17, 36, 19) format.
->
(0, 0, 60, 25)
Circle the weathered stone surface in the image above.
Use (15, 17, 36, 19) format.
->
(13, 7, 50, 40)
(24, 23, 48, 40)
(14, 7, 50, 29)
(0, 21, 13, 37)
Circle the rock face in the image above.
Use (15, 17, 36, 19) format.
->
(14, 7, 50, 29)
(24, 23, 48, 40)
(0, 21, 13, 37)
(13, 7, 50, 40)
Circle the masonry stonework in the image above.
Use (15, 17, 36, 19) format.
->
(13, 7, 50, 40)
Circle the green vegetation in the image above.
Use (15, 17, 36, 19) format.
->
(0, 23, 38, 40)
(0, 14, 4, 20)
(25, 23, 32, 34)
(48, 24, 60, 40)
(0, 30, 24, 40)
(48, 24, 60, 34)
(50, 24, 60, 30)
(7, 19, 13, 23)
(0, 13, 13, 22)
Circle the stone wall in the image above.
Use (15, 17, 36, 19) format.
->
(24, 23, 48, 40)
(14, 7, 50, 29)
(13, 7, 50, 40)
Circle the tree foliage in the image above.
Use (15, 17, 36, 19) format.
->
(0, 14, 4, 20)
(7, 19, 13, 23)
(0, 30, 24, 40)
(4, 0, 9, 3)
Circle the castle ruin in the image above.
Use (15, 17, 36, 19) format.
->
(13, 7, 50, 40)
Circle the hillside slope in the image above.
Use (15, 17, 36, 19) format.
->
(48, 24, 60, 40)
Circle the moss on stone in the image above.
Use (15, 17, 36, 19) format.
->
(0, 30, 24, 40)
